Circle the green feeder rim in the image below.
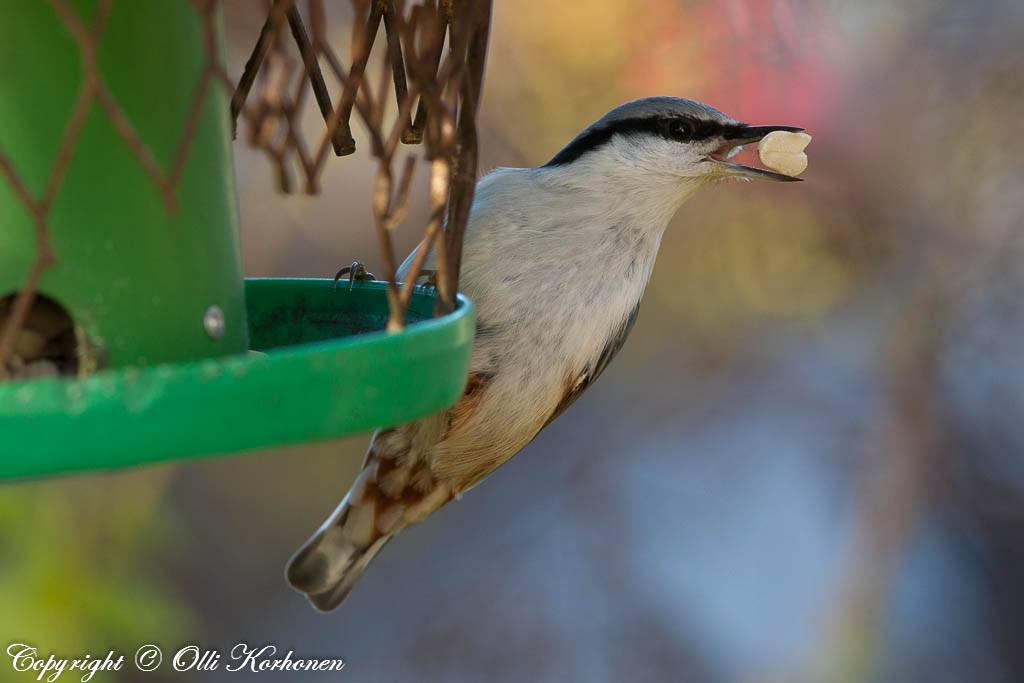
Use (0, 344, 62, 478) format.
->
(0, 279, 475, 481)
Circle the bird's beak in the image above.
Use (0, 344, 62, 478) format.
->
(706, 124, 806, 182)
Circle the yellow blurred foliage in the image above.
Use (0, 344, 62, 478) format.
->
(652, 195, 857, 336)
(487, 0, 656, 161)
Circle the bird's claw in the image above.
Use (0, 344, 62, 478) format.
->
(333, 261, 376, 291)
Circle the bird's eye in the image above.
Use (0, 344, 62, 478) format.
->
(668, 120, 691, 140)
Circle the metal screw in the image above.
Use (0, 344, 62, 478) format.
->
(203, 305, 225, 340)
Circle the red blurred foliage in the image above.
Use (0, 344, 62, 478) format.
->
(622, 0, 841, 130)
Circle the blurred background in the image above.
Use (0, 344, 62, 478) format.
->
(3, 0, 1024, 681)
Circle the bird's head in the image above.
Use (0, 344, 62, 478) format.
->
(541, 97, 804, 195)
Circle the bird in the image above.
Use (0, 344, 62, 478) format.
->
(286, 96, 804, 611)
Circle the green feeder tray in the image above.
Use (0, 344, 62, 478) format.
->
(0, 279, 475, 480)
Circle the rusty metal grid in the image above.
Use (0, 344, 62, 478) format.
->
(0, 0, 491, 378)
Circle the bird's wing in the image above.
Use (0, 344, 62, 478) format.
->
(542, 299, 641, 429)
(429, 300, 643, 491)
(396, 240, 435, 282)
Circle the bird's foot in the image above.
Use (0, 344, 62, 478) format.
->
(333, 261, 376, 291)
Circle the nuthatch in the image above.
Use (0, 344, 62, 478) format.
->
(287, 97, 805, 611)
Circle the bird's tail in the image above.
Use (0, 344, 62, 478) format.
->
(287, 426, 454, 611)
(285, 494, 392, 612)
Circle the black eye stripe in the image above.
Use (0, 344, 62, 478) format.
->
(543, 115, 746, 167)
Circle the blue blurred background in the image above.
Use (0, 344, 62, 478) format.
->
(3, 1, 1024, 681)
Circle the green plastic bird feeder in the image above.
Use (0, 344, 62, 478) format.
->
(0, 2, 477, 479)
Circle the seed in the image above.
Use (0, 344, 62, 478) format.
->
(758, 131, 812, 176)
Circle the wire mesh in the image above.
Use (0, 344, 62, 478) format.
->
(0, 0, 491, 378)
